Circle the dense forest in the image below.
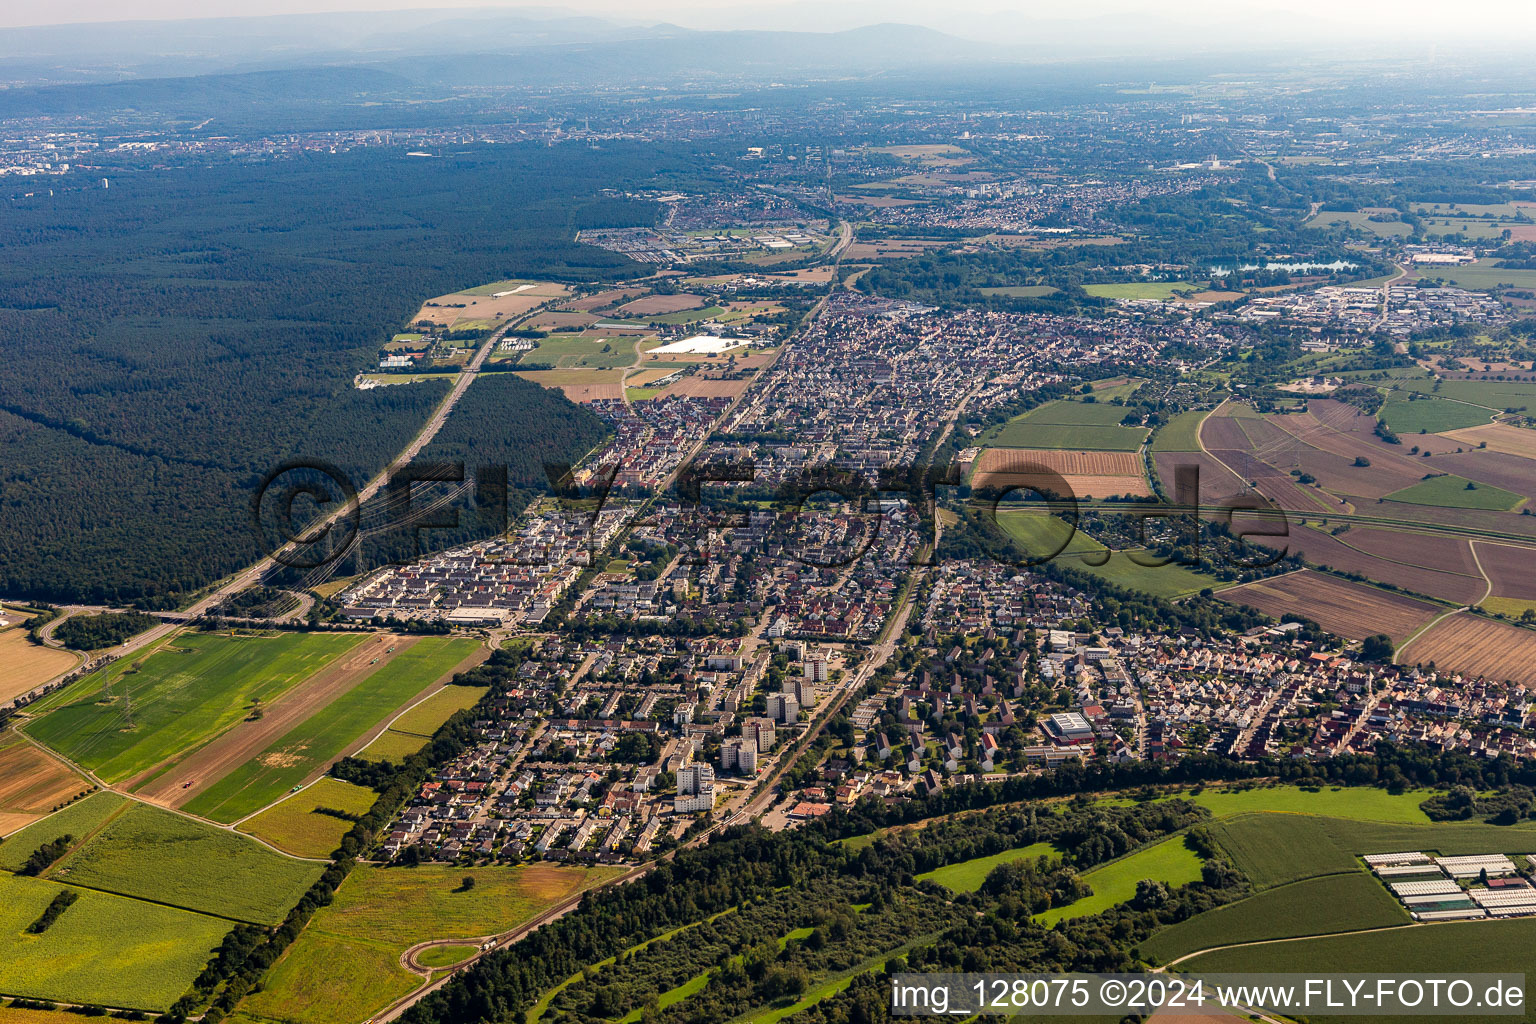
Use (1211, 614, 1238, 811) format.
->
(0, 145, 678, 603)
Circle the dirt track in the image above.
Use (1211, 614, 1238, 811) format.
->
(130, 634, 420, 808)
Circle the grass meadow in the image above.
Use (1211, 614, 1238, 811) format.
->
(977, 398, 1149, 451)
(915, 842, 1061, 892)
(1035, 837, 1204, 926)
(0, 872, 230, 1010)
(236, 863, 623, 1024)
(50, 801, 323, 924)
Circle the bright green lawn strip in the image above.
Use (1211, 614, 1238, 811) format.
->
(50, 801, 323, 924)
(0, 792, 127, 871)
(1140, 872, 1410, 964)
(1384, 474, 1524, 511)
(184, 638, 479, 822)
(1189, 784, 1434, 823)
(1035, 838, 1204, 926)
(531, 908, 740, 1023)
(0, 872, 232, 1011)
(916, 841, 1061, 893)
(24, 632, 366, 784)
(739, 930, 948, 1024)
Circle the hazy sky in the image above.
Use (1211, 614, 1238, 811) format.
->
(8, 0, 1536, 40)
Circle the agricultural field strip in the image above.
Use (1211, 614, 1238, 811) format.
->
(1292, 523, 1485, 587)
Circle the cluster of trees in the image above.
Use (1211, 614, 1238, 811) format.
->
(26, 890, 79, 934)
(18, 834, 74, 876)
(52, 612, 158, 651)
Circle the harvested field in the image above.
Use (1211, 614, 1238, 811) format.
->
(667, 374, 752, 399)
(0, 629, 79, 703)
(1442, 422, 1536, 460)
(616, 293, 705, 315)
(1399, 612, 1536, 684)
(0, 737, 89, 817)
(974, 448, 1152, 498)
(525, 311, 599, 331)
(1252, 525, 1487, 605)
(515, 368, 626, 402)
(412, 282, 569, 330)
(131, 635, 419, 808)
(1205, 448, 1339, 514)
(563, 287, 648, 312)
(1153, 452, 1247, 505)
(1475, 541, 1536, 601)
(1433, 450, 1536, 499)
(1198, 410, 1252, 450)
(1218, 570, 1443, 642)
(1334, 527, 1480, 579)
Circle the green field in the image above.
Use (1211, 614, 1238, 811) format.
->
(1083, 282, 1199, 300)
(1181, 917, 1536, 1024)
(237, 777, 380, 859)
(916, 842, 1061, 892)
(977, 397, 1149, 451)
(1379, 395, 1491, 434)
(1140, 872, 1410, 964)
(1035, 837, 1205, 926)
(1384, 473, 1524, 511)
(50, 801, 324, 924)
(237, 863, 622, 1024)
(1208, 810, 1536, 889)
(1420, 258, 1536, 291)
(520, 335, 634, 368)
(358, 684, 488, 765)
(1189, 784, 1433, 823)
(23, 632, 365, 784)
(0, 792, 127, 872)
(996, 509, 1225, 600)
(183, 638, 480, 823)
(1150, 409, 1210, 452)
(1305, 210, 1413, 237)
(0, 872, 232, 1011)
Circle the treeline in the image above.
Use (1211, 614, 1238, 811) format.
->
(27, 890, 79, 934)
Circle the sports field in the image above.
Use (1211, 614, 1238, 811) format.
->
(237, 777, 379, 858)
(23, 632, 366, 784)
(236, 863, 623, 1024)
(916, 842, 1061, 892)
(50, 801, 325, 924)
(183, 638, 481, 823)
(1035, 837, 1204, 926)
(0, 872, 231, 1011)
(1140, 872, 1409, 963)
(977, 398, 1149, 451)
